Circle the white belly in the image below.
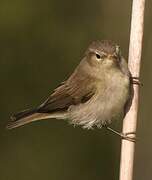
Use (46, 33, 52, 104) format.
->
(68, 72, 130, 129)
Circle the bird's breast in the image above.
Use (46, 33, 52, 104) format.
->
(68, 71, 130, 129)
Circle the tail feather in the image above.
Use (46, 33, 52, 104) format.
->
(6, 109, 50, 129)
(11, 108, 37, 121)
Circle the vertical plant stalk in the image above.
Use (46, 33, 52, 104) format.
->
(119, 0, 145, 180)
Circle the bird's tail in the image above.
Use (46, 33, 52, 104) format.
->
(6, 108, 50, 129)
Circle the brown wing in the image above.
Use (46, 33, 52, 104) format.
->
(37, 63, 96, 113)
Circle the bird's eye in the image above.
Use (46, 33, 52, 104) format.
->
(96, 53, 101, 59)
(95, 53, 106, 61)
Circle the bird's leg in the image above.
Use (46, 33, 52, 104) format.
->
(105, 126, 136, 142)
(131, 76, 143, 86)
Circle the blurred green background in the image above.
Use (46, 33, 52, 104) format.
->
(0, 0, 151, 179)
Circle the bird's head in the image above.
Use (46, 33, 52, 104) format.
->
(85, 40, 122, 70)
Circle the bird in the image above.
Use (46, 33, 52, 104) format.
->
(7, 40, 135, 141)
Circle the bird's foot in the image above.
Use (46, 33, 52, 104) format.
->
(105, 126, 136, 142)
(119, 132, 136, 142)
(131, 76, 143, 86)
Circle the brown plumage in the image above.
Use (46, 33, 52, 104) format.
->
(7, 40, 130, 130)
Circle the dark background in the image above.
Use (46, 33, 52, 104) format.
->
(0, 0, 152, 179)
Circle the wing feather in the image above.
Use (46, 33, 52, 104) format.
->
(38, 63, 96, 113)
